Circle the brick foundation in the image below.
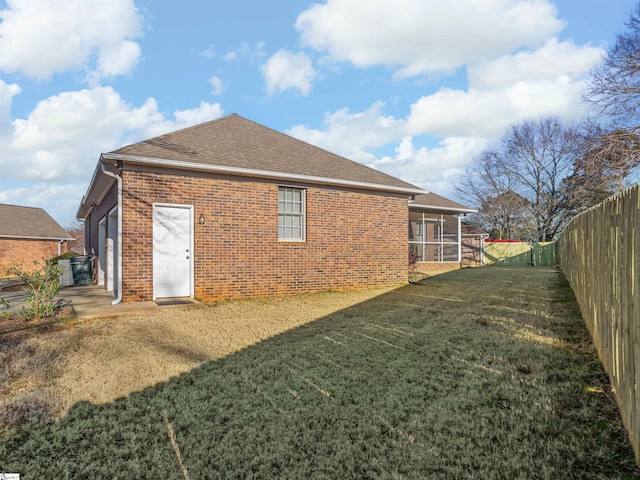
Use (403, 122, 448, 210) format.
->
(415, 261, 461, 276)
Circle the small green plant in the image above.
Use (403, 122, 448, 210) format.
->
(0, 296, 10, 317)
(7, 259, 64, 322)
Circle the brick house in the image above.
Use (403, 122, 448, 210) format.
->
(409, 193, 484, 274)
(77, 114, 425, 304)
(0, 204, 74, 274)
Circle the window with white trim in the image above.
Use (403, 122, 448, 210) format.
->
(278, 187, 305, 241)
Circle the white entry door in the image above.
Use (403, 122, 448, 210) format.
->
(153, 204, 193, 299)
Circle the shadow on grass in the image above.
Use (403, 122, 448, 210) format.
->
(1, 267, 638, 479)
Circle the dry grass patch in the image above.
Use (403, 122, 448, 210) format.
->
(1, 287, 394, 428)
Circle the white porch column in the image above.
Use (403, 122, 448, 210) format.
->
(457, 215, 462, 262)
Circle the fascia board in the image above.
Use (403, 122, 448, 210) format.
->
(102, 153, 427, 197)
(409, 203, 478, 214)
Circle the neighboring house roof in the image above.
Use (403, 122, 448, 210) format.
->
(78, 114, 426, 219)
(461, 221, 490, 237)
(409, 192, 476, 214)
(0, 204, 74, 240)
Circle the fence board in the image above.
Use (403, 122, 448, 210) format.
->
(557, 184, 640, 466)
(483, 241, 556, 267)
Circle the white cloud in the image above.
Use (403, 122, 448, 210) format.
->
(0, 0, 143, 81)
(3, 87, 224, 182)
(0, 80, 21, 134)
(172, 102, 224, 130)
(287, 101, 401, 161)
(223, 41, 266, 63)
(209, 76, 225, 95)
(262, 49, 318, 95)
(285, 33, 595, 199)
(295, 0, 564, 77)
(201, 44, 216, 59)
(372, 136, 489, 197)
(95, 40, 142, 79)
(405, 88, 515, 138)
(468, 38, 604, 90)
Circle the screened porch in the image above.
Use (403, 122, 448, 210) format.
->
(408, 193, 479, 264)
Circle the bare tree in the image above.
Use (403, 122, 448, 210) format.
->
(457, 117, 580, 242)
(586, 2, 640, 127)
(65, 220, 85, 254)
(563, 123, 640, 213)
(468, 191, 532, 240)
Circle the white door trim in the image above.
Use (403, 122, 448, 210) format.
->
(152, 203, 194, 300)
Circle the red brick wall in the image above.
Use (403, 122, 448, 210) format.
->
(0, 238, 68, 275)
(118, 170, 408, 302)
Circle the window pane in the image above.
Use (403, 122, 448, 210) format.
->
(278, 187, 305, 241)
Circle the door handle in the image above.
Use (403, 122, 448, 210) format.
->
(186, 255, 190, 259)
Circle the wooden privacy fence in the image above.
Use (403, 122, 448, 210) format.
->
(483, 241, 556, 267)
(556, 184, 640, 465)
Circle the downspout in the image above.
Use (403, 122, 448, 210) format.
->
(100, 160, 123, 305)
(58, 239, 64, 256)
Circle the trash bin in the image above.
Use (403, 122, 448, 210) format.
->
(70, 255, 94, 286)
(58, 259, 74, 287)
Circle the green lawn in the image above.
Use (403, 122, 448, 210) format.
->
(1, 267, 638, 479)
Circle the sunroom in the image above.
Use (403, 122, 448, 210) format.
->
(409, 193, 479, 267)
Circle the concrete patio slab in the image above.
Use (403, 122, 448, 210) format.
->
(1, 283, 205, 320)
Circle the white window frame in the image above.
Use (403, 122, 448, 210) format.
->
(278, 186, 306, 242)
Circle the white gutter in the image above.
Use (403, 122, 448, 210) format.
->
(101, 153, 426, 197)
(0, 234, 75, 241)
(409, 203, 478, 214)
(100, 161, 123, 305)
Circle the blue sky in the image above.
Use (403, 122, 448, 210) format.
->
(0, 0, 636, 227)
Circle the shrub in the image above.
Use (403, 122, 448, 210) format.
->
(50, 251, 78, 263)
(6, 259, 64, 321)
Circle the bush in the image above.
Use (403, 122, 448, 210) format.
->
(50, 251, 78, 263)
(6, 259, 64, 321)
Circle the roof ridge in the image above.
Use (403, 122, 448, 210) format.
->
(0, 203, 45, 211)
(114, 113, 238, 152)
(103, 113, 423, 196)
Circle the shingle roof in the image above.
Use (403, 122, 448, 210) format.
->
(0, 204, 73, 240)
(111, 113, 422, 192)
(410, 193, 476, 213)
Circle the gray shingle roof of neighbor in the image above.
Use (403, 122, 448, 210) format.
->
(0, 204, 74, 240)
(410, 192, 476, 213)
(110, 113, 424, 193)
